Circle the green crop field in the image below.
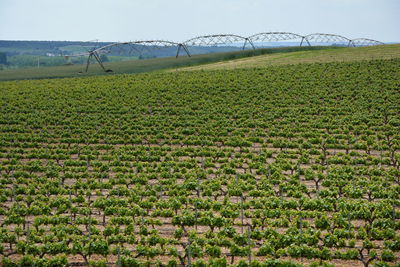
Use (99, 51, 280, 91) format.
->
(0, 46, 348, 82)
(177, 44, 400, 72)
(0, 48, 399, 266)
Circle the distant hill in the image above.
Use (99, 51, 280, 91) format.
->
(0, 40, 110, 56)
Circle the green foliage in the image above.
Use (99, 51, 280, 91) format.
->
(0, 52, 7, 65)
(0, 54, 399, 267)
(380, 249, 395, 262)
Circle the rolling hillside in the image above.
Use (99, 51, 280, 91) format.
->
(176, 44, 400, 71)
(2, 45, 399, 81)
(0, 46, 330, 81)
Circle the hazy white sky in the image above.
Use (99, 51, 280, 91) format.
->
(0, 0, 399, 42)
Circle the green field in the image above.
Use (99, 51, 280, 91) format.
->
(0, 46, 400, 266)
(0, 46, 339, 81)
(1, 45, 400, 82)
(178, 44, 400, 71)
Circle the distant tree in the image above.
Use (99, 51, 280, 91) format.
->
(0, 52, 7, 65)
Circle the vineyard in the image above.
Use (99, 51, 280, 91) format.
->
(0, 58, 400, 266)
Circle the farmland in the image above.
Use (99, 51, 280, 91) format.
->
(0, 46, 333, 82)
(177, 44, 400, 72)
(0, 54, 400, 266)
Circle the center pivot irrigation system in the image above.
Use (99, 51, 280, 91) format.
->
(66, 32, 384, 72)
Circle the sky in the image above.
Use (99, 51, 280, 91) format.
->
(0, 0, 399, 43)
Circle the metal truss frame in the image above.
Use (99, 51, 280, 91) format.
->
(184, 34, 255, 51)
(350, 38, 385, 47)
(85, 51, 107, 72)
(248, 32, 308, 46)
(94, 40, 190, 57)
(83, 40, 190, 72)
(303, 33, 352, 46)
(63, 32, 385, 73)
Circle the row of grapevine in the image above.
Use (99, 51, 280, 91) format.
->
(0, 59, 399, 266)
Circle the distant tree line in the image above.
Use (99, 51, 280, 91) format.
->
(0, 52, 7, 65)
(0, 40, 110, 50)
